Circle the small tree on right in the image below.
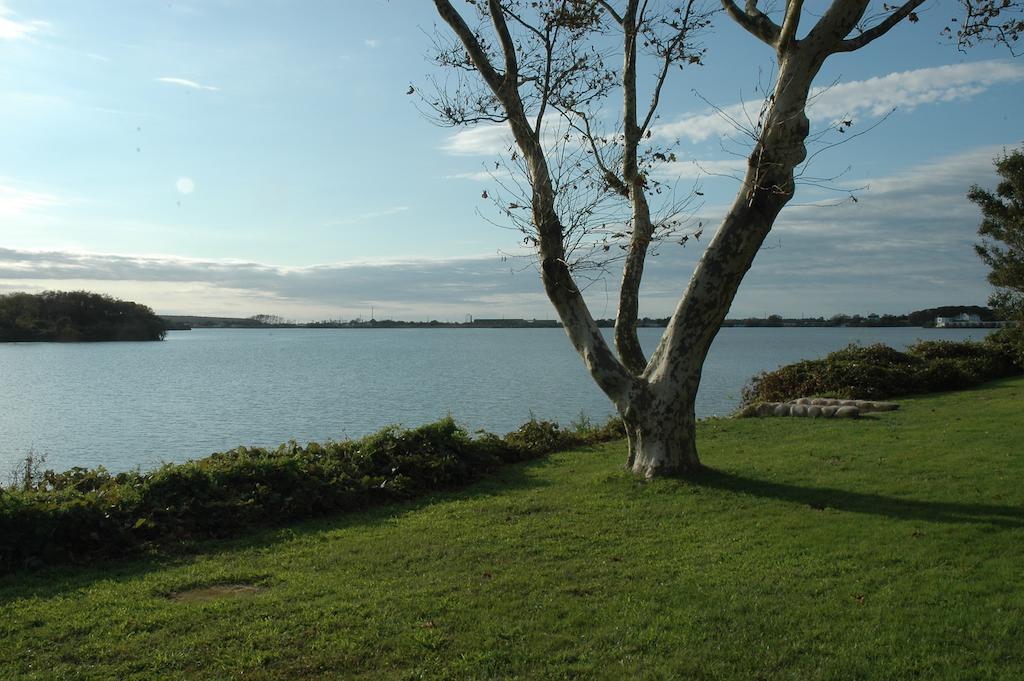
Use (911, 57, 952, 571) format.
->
(971, 148, 1024, 364)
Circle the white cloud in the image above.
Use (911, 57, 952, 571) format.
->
(441, 123, 513, 156)
(156, 77, 219, 92)
(327, 206, 410, 226)
(445, 168, 515, 182)
(0, 182, 60, 218)
(364, 39, 380, 48)
(807, 61, 1024, 120)
(656, 61, 1024, 143)
(0, 2, 48, 41)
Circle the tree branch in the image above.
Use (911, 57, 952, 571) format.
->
(835, 0, 927, 52)
(720, 0, 781, 46)
(777, 0, 805, 54)
(598, 0, 625, 26)
(432, 0, 505, 92)
(488, 0, 521, 91)
(640, 0, 697, 135)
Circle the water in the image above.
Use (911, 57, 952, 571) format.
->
(0, 326, 989, 473)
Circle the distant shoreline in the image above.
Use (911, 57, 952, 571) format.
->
(162, 305, 1008, 331)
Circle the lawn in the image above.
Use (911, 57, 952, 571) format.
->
(1, 377, 1022, 680)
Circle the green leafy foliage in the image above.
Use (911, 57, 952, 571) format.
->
(0, 290, 166, 342)
(0, 415, 624, 572)
(971, 147, 1024, 363)
(742, 340, 1021, 404)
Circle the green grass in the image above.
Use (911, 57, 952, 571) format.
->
(2, 378, 1022, 680)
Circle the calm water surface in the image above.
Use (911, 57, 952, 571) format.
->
(0, 326, 989, 473)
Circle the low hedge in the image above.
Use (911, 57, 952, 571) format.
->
(0, 416, 625, 572)
(742, 339, 1021, 405)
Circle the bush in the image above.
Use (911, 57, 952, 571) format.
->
(742, 340, 1020, 405)
(984, 324, 1024, 370)
(0, 414, 624, 573)
(503, 419, 577, 458)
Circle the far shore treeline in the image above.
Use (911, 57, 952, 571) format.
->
(0, 291, 166, 342)
(162, 305, 1000, 330)
(0, 289, 1004, 340)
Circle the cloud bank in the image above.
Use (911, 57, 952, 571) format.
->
(0, 145, 1004, 319)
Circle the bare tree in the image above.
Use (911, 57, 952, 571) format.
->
(428, 0, 1019, 478)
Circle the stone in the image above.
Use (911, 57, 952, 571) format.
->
(806, 406, 822, 418)
(773, 403, 792, 417)
(821, 406, 838, 418)
(790, 404, 808, 417)
(835, 406, 860, 418)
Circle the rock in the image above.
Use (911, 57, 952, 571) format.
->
(740, 397, 899, 418)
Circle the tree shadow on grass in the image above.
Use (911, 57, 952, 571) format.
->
(0, 453, 560, 598)
(696, 468, 1024, 528)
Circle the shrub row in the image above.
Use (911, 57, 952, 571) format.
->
(742, 339, 1022, 405)
(0, 416, 625, 572)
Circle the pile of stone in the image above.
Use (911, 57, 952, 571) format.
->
(737, 397, 900, 419)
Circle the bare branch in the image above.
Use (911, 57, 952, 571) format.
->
(488, 0, 522, 90)
(777, 0, 805, 53)
(432, 0, 505, 92)
(836, 0, 927, 52)
(720, 0, 781, 45)
(597, 0, 625, 25)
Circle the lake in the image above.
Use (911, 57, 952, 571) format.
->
(0, 326, 990, 474)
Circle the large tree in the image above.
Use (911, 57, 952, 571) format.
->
(428, 0, 1019, 478)
(971, 147, 1024, 363)
(972, 148, 1024, 320)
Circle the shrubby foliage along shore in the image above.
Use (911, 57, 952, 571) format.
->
(0, 416, 624, 572)
(743, 338, 1022, 405)
(0, 291, 166, 342)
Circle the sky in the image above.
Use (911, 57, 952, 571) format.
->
(0, 0, 1021, 321)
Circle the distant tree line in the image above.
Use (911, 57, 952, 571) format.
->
(0, 291, 166, 342)
(721, 306, 997, 328)
(162, 305, 998, 331)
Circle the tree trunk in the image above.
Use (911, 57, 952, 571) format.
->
(621, 380, 702, 478)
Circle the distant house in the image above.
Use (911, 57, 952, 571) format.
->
(935, 313, 987, 328)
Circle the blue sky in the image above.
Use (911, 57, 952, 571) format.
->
(0, 0, 1021, 320)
